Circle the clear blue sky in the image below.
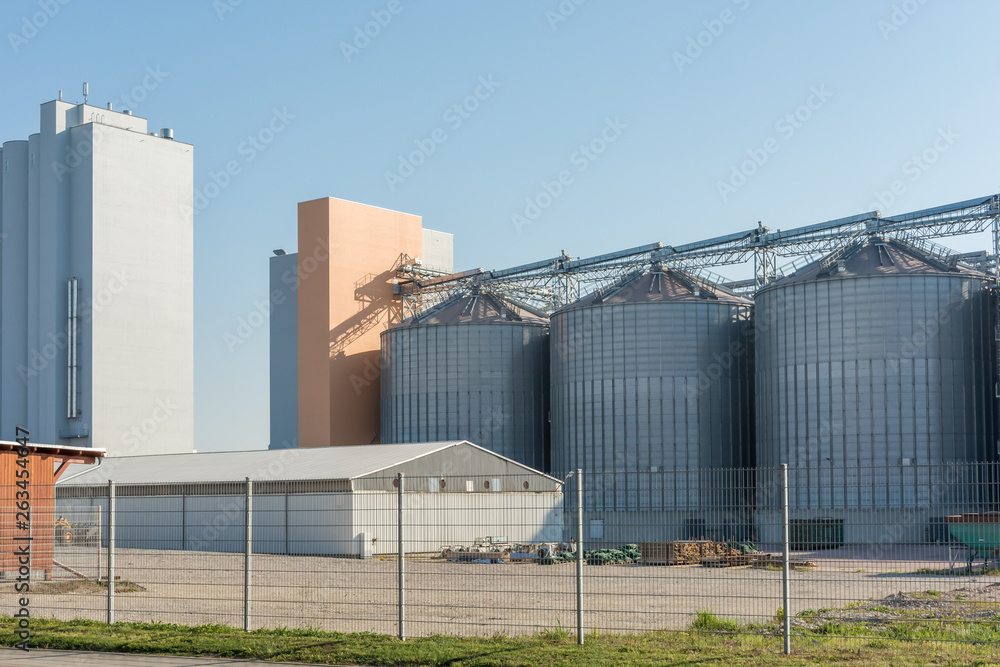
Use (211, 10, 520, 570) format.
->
(3, 0, 999, 452)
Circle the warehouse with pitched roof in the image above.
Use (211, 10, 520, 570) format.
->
(55, 441, 563, 557)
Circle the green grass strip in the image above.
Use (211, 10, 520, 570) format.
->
(2, 615, 1000, 666)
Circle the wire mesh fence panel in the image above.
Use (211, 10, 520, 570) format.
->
(402, 473, 571, 638)
(249, 478, 399, 634)
(7, 463, 992, 648)
(51, 505, 102, 581)
(108, 481, 246, 626)
(761, 462, 1000, 646)
(577, 468, 778, 634)
(3, 484, 107, 624)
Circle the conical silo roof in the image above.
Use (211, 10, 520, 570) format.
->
(767, 237, 987, 289)
(398, 288, 549, 327)
(558, 266, 751, 313)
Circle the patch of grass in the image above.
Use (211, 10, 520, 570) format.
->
(97, 580, 146, 593)
(537, 625, 572, 642)
(690, 611, 741, 633)
(2, 615, 1000, 666)
(797, 616, 1000, 644)
(914, 565, 1000, 577)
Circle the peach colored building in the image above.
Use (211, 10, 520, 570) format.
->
(296, 198, 450, 447)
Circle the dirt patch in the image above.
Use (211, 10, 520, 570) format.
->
(4, 545, 997, 637)
(9, 580, 147, 595)
(795, 583, 1000, 629)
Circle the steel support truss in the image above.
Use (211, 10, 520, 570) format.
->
(394, 194, 1000, 315)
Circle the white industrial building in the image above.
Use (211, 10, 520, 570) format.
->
(0, 89, 193, 454)
(56, 441, 564, 557)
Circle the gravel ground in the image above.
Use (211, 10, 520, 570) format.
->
(2, 544, 998, 637)
(793, 582, 1000, 630)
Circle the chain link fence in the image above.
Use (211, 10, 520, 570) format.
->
(2, 463, 999, 649)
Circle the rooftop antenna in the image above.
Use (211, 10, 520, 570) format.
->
(58, 90, 63, 101)
(83, 82, 88, 104)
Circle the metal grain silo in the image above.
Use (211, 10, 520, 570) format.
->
(550, 266, 754, 541)
(380, 289, 549, 471)
(755, 237, 997, 543)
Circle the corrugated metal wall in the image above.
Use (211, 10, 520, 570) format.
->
(755, 273, 997, 511)
(57, 489, 564, 557)
(354, 491, 564, 555)
(380, 323, 550, 471)
(549, 300, 754, 511)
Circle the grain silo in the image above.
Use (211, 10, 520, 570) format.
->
(755, 236, 997, 544)
(380, 288, 549, 471)
(550, 265, 755, 542)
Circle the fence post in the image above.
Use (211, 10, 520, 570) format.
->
(397, 472, 405, 641)
(181, 485, 187, 551)
(95, 507, 102, 583)
(107, 480, 115, 625)
(244, 477, 253, 632)
(575, 468, 584, 646)
(781, 463, 791, 655)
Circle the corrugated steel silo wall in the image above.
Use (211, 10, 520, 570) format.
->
(380, 323, 550, 471)
(550, 301, 754, 512)
(755, 274, 997, 513)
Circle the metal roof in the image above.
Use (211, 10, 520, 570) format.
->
(558, 268, 751, 312)
(396, 289, 548, 327)
(57, 441, 555, 486)
(768, 238, 986, 288)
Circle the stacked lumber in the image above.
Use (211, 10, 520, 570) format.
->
(750, 553, 816, 569)
(641, 540, 742, 566)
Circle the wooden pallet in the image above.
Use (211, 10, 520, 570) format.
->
(507, 554, 539, 563)
(442, 550, 507, 562)
(750, 554, 816, 568)
(700, 554, 754, 568)
(641, 540, 737, 566)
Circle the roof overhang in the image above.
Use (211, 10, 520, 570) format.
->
(0, 441, 105, 481)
